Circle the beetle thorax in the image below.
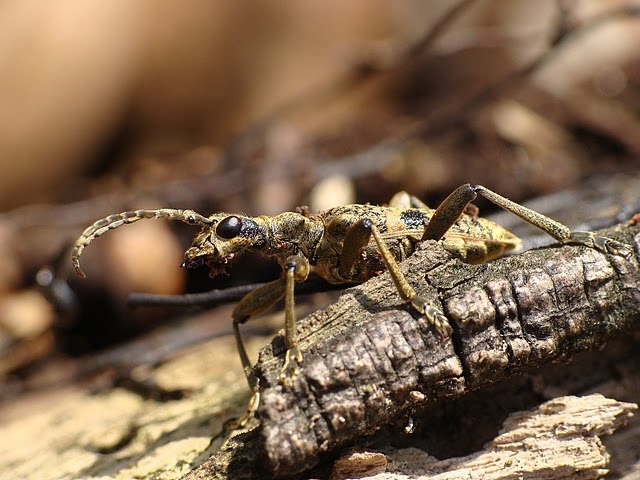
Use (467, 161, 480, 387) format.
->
(262, 212, 324, 264)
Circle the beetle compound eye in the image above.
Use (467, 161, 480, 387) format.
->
(216, 216, 243, 239)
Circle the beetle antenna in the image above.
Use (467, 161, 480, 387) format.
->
(71, 209, 211, 278)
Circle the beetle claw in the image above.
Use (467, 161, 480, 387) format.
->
(411, 296, 452, 337)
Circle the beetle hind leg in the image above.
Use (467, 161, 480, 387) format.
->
(472, 185, 633, 257)
(566, 231, 633, 257)
(423, 184, 632, 258)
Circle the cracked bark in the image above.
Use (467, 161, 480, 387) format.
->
(189, 221, 640, 478)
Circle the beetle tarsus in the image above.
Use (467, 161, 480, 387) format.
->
(280, 346, 303, 386)
(411, 295, 453, 337)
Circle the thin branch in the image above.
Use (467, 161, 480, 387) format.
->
(127, 276, 343, 309)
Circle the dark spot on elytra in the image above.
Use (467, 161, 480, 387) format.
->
(400, 209, 428, 229)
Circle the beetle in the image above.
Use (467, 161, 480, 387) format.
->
(71, 184, 631, 392)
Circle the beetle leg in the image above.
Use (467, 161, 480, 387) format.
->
(233, 277, 288, 390)
(338, 219, 373, 279)
(344, 218, 452, 336)
(280, 254, 310, 385)
(422, 184, 478, 241)
(424, 184, 632, 257)
(563, 231, 632, 256)
(228, 255, 308, 416)
(473, 184, 632, 256)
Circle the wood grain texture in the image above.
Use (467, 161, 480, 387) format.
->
(370, 394, 637, 480)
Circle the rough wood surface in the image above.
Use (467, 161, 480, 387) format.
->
(0, 333, 264, 480)
(368, 394, 637, 480)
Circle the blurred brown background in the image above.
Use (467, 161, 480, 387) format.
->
(2, 0, 638, 209)
(1, 2, 640, 477)
(3, 0, 640, 379)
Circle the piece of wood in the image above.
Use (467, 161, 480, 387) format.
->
(372, 394, 637, 480)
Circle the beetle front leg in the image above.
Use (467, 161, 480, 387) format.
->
(280, 254, 310, 386)
(233, 254, 310, 388)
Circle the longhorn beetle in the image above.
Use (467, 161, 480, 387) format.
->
(71, 184, 631, 392)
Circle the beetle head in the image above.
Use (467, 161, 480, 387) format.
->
(182, 214, 266, 277)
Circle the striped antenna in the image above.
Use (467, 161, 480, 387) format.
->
(71, 209, 211, 277)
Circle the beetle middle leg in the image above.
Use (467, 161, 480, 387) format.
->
(339, 219, 452, 336)
(424, 184, 632, 256)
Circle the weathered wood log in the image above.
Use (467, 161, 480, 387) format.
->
(254, 221, 640, 476)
